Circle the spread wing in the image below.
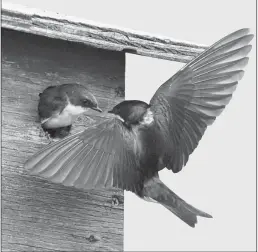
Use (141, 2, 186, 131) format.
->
(150, 28, 253, 173)
(25, 119, 144, 194)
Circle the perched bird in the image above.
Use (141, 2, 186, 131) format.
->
(25, 29, 253, 227)
(38, 83, 102, 138)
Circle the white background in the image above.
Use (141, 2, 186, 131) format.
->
(3, 0, 256, 251)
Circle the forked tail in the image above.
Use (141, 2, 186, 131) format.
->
(142, 176, 212, 227)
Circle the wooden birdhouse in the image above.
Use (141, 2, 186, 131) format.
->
(1, 3, 207, 251)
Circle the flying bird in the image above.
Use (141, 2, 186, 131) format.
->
(38, 83, 102, 138)
(25, 29, 253, 227)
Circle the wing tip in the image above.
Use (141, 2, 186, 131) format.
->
(239, 27, 250, 33)
(233, 28, 254, 43)
(238, 70, 245, 81)
(247, 33, 254, 41)
(233, 28, 251, 36)
(245, 44, 253, 52)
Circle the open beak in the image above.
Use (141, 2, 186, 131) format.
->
(92, 106, 102, 113)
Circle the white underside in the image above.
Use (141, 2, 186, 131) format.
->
(42, 103, 87, 128)
(140, 109, 154, 125)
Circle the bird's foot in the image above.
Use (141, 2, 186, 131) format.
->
(44, 125, 72, 140)
(42, 128, 55, 144)
(56, 125, 72, 138)
(39, 126, 53, 144)
(45, 131, 54, 144)
(40, 126, 72, 143)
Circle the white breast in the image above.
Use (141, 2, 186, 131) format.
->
(140, 108, 154, 125)
(42, 102, 87, 129)
(64, 102, 87, 116)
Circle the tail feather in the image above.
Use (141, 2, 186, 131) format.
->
(143, 177, 212, 227)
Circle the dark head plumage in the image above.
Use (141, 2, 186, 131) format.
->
(108, 100, 150, 126)
(62, 83, 102, 112)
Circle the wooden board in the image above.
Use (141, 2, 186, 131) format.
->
(1, 2, 207, 63)
(2, 28, 125, 252)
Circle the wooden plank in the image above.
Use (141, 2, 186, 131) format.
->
(1, 28, 125, 252)
(1, 2, 208, 63)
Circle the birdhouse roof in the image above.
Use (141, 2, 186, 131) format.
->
(2, 2, 207, 63)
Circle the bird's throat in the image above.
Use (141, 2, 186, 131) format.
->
(140, 109, 154, 126)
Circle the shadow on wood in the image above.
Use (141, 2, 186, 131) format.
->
(2, 28, 125, 252)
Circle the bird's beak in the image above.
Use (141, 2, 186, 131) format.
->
(108, 110, 114, 114)
(92, 106, 102, 113)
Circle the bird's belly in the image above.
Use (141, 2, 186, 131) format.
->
(43, 103, 88, 129)
(136, 127, 164, 175)
(43, 112, 77, 128)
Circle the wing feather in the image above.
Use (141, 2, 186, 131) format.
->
(150, 28, 253, 173)
(25, 119, 143, 193)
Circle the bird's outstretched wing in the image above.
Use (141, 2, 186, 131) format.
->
(25, 119, 144, 194)
(150, 28, 253, 173)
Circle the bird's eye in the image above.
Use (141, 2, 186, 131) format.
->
(84, 100, 91, 106)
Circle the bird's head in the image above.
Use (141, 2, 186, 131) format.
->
(108, 100, 152, 127)
(67, 84, 102, 113)
(78, 92, 102, 113)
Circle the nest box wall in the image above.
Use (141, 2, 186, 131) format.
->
(2, 28, 125, 251)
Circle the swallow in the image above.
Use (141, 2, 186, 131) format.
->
(38, 83, 102, 138)
(25, 29, 253, 227)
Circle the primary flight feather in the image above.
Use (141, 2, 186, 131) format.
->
(25, 28, 253, 227)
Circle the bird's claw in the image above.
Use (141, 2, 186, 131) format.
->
(44, 131, 54, 144)
(39, 125, 55, 144)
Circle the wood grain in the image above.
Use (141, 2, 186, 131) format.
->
(1, 2, 208, 63)
(2, 28, 125, 252)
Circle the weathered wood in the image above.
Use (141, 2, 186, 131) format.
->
(2, 28, 125, 252)
(1, 2, 208, 63)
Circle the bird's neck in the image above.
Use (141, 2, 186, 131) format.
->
(126, 108, 154, 128)
(139, 108, 154, 126)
